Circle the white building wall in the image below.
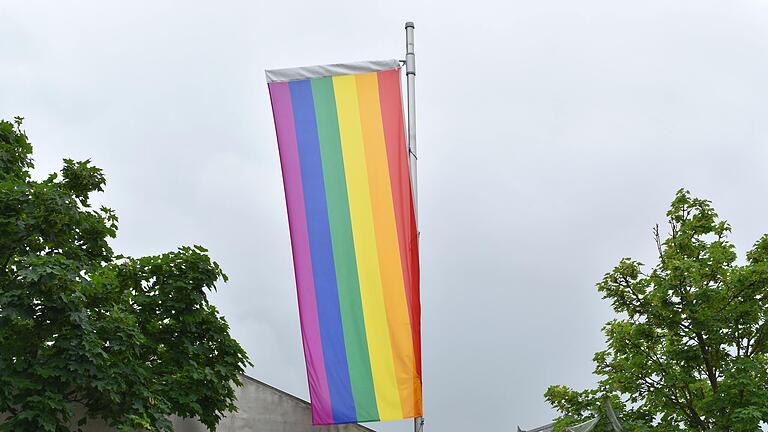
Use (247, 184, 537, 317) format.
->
(9, 375, 375, 432)
(169, 375, 374, 432)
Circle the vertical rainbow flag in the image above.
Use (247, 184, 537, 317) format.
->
(266, 60, 421, 425)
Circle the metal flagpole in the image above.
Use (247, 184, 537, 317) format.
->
(404, 20, 424, 432)
(405, 21, 418, 225)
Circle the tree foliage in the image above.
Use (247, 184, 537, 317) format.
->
(0, 118, 251, 432)
(546, 189, 768, 431)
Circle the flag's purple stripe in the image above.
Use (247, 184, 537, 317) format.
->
(289, 80, 357, 423)
(268, 82, 333, 424)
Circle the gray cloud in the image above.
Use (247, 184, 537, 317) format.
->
(3, 1, 768, 430)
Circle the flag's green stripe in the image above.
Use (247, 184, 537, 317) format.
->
(311, 77, 379, 421)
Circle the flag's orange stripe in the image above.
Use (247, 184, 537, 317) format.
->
(377, 69, 422, 416)
(356, 72, 417, 418)
(333, 74, 403, 420)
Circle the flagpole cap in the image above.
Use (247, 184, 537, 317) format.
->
(405, 21, 415, 28)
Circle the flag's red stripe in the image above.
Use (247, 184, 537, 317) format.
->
(377, 69, 422, 414)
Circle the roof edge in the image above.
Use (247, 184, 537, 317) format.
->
(239, 373, 377, 431)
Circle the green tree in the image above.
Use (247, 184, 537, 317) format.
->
(0, 118, 251, 432)
(545, 189, 768, 431)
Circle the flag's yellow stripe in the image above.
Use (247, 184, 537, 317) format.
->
(355, 72, 418, 418)
(332, 74, 403, 420)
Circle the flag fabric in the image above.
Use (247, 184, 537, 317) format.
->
(266, 59, 421, 425)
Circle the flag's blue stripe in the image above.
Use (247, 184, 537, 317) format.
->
(289, 79, 357, 423)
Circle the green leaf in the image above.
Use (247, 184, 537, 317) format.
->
(547, 189, 768, 431)
(0, 117, 251, 432)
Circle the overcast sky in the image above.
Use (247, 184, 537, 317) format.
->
(3, 1, 768, 430)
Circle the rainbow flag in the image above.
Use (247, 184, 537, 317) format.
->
(266, 60, 422, 425)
